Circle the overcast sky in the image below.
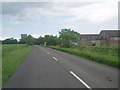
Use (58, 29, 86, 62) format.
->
(0, 0, 119, 40)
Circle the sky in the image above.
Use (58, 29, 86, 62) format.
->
(0, 0, 119, 40)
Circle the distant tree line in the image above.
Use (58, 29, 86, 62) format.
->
(19, 35, 61, 46)
(1, 28, 80, 47)
(2, 38, 18, 44)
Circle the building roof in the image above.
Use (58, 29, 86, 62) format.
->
(80, 34, 99, 40)
(100, 30, 119, 37)
(98, 30, 120, 40)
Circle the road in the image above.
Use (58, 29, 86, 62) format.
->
(3, 45, 118, 89)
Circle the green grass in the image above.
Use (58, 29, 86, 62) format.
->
(2, 44, 32, 85)
(50, 46, 119, 68)
(0, 44, 2, 87)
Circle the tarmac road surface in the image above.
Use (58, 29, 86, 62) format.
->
(3, 45, 119, 89)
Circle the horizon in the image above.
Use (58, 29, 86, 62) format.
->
(1, 29, 119, 41)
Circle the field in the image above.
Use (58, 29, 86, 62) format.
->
(2, 44, 32, 85)
(50, 46, 120, 68)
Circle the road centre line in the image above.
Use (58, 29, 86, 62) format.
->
(70, 71, 92, 90)
(53, 57, 58, 61)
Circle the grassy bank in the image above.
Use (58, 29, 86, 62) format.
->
(0, 44, 2, 87)
(2, 44, 32, 85)
(50, 46, 119, 68)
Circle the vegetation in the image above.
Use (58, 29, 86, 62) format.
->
(35, 35, 61, 46)
(19, 35, 35, 45)
(1, 28, 119, 86)
(0, 44, 2, 86)
(2, 44, 32, 85)
(50, 46, 119, 68)
(1, 28, 79, 48)
(2, 38, 18, 44)
(59, 28, 80, 47)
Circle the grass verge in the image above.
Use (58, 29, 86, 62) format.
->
(50, 46, 119, 68)
(2, 44, 32, 85)
(0, 44, 2, 87)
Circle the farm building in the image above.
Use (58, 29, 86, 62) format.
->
(79, 30, 120, 46)
(80, 34, 99, 46)
(98, 30, 120, 46)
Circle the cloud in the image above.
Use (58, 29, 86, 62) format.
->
(2, 0, 119, 24)
(2, 28, 14, 31)
(2, 2, 54, 21)
(2, 2, 53, 15)
(64, 0, 118, 24)
(1, 0, 113, 2)
(31, 33, 58, 38)
(0, 36, 20, 41)
(31, 34, 40, 38)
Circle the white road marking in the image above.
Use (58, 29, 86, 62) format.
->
(70, 71, 92, 90)
(47, 52, 50, 54)
(53, 57, 58, 61)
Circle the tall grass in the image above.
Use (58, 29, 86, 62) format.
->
(50, 46, 119, 68)
(0, 44, 2, 87)
(2, 44, 32, 85)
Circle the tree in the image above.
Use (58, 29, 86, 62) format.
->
(59, 28, 79, 47)
(34, 38, 39, 45)
(43, 35, 61, 46)
(38, 36, 45, 45)
(2, 38, 18, 44)
(19, 35, 35, 45)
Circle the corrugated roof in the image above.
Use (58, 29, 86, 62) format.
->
(100, 30, 120, 37)
(80, 34, 99, 40)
